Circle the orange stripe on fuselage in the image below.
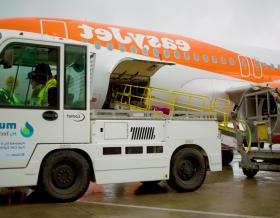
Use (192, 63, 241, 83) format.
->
(0, 17, 41, 34)
(0, 17, 279, 83)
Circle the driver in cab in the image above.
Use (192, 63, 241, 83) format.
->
(27, 63, 57, 107)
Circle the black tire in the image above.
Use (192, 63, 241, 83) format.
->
(167, 148, 206, 192)
(222, 150, 234, 165)
(242, 167, 258, 178)
(39, 150, 91, 202)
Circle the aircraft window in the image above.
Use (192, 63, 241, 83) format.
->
(131, 46, 137, 54)
(221, 57, 227, 65)
(174, 51, 180, 59)
(211, 56, 218, 64)
(193, 54, 199, 62)
(119, 44, 125, 52)
(184, 52, 190, 60)
(64, 45, 86, 110)
(153, 48, 160, 57)
(229, 58, 235, 66)
(142, 47, 149, 55)
(106, 43, 114, 51)
(163, 50, 170, 58)
(95, 42, 101, 50)
(0, 43, 59, 109)
(202, 54, 208, 63)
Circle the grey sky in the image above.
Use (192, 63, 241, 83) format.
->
(0, 0, 280, 49)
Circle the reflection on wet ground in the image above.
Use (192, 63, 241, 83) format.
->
(0, 156, 280, 218)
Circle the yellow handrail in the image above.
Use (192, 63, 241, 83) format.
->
(211, 97, 232, 126)
(114, 84, 232, 125)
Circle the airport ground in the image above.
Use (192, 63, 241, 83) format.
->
(0, 154, 279, 218)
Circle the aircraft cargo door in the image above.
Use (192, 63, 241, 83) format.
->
(103, 58, 175, 109)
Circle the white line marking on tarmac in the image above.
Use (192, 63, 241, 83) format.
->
(78, 200, 269, 218)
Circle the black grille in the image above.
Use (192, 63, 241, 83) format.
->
(131, 127, 155, 140)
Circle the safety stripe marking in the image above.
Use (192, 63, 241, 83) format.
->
(78, 200, 269, 218)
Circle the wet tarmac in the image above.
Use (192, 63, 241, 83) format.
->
(0, 155, 279, 218)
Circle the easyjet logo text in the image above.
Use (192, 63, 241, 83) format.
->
(78, 24, 191, 52)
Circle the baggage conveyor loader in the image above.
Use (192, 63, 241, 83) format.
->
(232, 86, 280, 177)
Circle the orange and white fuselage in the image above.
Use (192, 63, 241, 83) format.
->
(0, 17, 279, 108)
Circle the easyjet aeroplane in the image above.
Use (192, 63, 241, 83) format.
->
(0, 17, 280, 155)
(1, 17, 280, 102)
(1, 17, 280, 98)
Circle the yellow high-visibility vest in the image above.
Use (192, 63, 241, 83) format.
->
(37, 78, 57, 106)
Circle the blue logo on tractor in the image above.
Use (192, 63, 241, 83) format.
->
(20, 122, 34, 138)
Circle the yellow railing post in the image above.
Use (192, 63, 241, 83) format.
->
(128, 85, 132, 106)
(168, 91, 175, 114)
(146, 87, 151, 111)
